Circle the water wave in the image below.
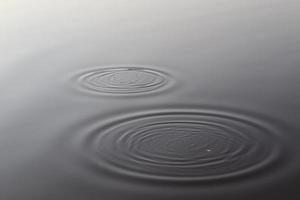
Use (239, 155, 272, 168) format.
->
(75, 108, 285, 183)
(72, 66, 174, 95)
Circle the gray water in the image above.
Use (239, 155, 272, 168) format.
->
(1, 1, 300, 199)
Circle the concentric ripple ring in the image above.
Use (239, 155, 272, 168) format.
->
(75, 108, 286, 183)
(72, 66, 174, 95)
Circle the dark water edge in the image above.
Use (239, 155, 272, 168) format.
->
(1, 1, 300, 200)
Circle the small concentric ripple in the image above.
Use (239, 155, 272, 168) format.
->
(78, 108, 285, 183)
(73, 66, 174, 95)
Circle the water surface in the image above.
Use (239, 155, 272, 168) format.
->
(1, 1, 300, 200)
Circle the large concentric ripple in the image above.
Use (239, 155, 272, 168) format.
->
(76, 108, 286, 183)
(72, 66, 174, 95)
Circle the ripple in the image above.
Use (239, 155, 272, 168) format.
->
(76, 108, 285, 183)
(73, 66, 174, 95)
